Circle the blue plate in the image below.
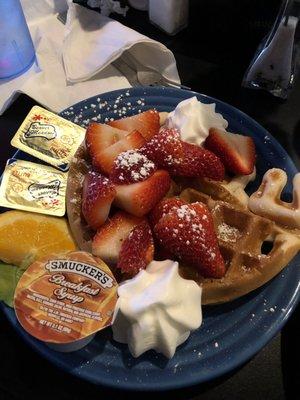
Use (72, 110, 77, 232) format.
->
(1, 87, 299, 391)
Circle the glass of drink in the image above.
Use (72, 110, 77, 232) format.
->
(0, 0, 35, 79)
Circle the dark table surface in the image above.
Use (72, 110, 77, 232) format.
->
(1, 1, 300, 399)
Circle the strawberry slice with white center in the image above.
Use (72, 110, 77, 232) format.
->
(94, 130, 146, 175)
(92, 211, 144, 265)
(205, 128, 256, 175)
(117, 220, 154, 276)
(108, 109, 160, 141)
(81, 171, 116, 230)
(114, 170, 171, 217)
(149, 197, 188, 228)
(154, 202, 226, 278)
(110, 150, 157, 184)
(86, 123, 128, 159)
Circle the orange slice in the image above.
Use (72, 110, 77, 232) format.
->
(0, 211, 77, 266)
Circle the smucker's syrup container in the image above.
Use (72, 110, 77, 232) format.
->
(14, 251, 118, 352)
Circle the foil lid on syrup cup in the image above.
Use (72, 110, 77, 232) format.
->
(14, 251, 118, 352)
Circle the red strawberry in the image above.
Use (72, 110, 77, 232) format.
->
(95, 130, 146, 175)
(176, 142, 225, 180)
(154, 245, 174, 261)
(154, 202, 226, 278)
(140, 127, 184, 170)
(114, 170, 171, 217)
(110, 150, 156, 184)
(205, 128, 256, 175)
(92, 211, 144, 264)
(81, 171, 116, 230)
(150, 197, 189, 261)
(86, 123, 127, 159)
(141, 128, 224, 180)
(117, 221, 154, 276)
(149, 197, 188, 228)
(108, 109, 160, 141)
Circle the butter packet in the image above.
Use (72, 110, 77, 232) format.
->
(11, 106, 85, 171)
(0, 159, 67, 216)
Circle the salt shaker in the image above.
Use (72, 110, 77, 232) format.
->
(149, 0, 189, 35)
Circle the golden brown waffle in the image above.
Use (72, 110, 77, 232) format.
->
(66, 143, 93, 253)
(249, 168, 300, 229)
(159, 112, 169, 126)
(180, 188, 300, 304)
(67, 151, 300, 305)
(67, 129, 300, 306)
(174, 168, 256, 210)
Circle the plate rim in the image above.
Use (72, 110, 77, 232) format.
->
(1, 86, 299, 391)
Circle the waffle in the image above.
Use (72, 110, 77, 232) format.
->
(249, 168, 300, 229)
(173, 168, 256, 210)
(66, 143, 93, 253)
(67, 149, 300, 305)
(159, 112, 169, 126)
(180, 188, 300, 304)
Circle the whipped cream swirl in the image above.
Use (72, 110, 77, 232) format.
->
(112, 260, 202, 358)
(166, 96, 228, 145)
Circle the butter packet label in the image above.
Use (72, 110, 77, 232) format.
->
(14, 251, 118, 344)
(0, 159, 67, 216)
(11, 106, 85, 171)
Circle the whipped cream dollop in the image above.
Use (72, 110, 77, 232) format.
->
(112, 260, 202, 358)
(166, 96, 228, 145)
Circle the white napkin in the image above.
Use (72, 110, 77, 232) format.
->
(63, 1, 179, 84)
(0, 0, 180, 115)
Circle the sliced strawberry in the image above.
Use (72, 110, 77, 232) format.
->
(154, 202, 226, 278)
(117, 221, 154, 276)
(205, 128, 256, 175)
(86, 123, 128, 160)
(141, 128, 225, 180)
(114, 170, 171, 217)
(92, 211, 144, 264)
(176, 142, 225, 180)
(110, 150, 156, 184)
(140, 127, 184, 170)
(95, 130, 146, 175)
(108, 109, 160, 141)
(81, 171, 116, 230)
(148, 197, 188, 228)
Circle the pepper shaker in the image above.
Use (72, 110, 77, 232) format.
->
(148, 0, 189, 35)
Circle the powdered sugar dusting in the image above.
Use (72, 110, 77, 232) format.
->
(156, 203, 222, 269)
(217, 223, 240, 243)
(112, 150, 156, 184)
(176, 204, 198, 222)
(61, 91, 150, 128)
(142, 127, 183, 168)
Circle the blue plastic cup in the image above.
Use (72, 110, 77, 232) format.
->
(0, 0, 35, 79)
